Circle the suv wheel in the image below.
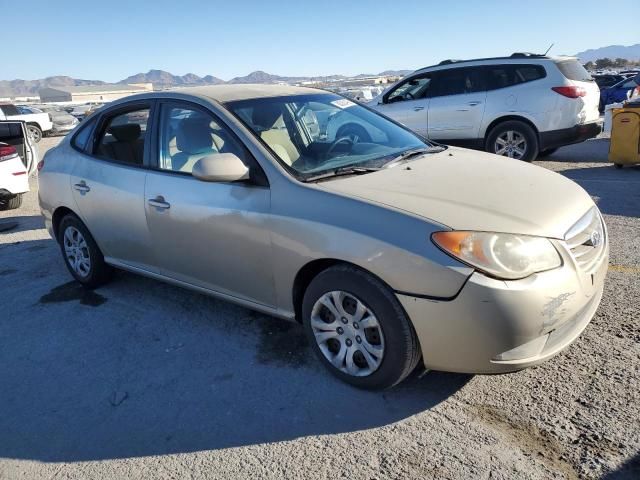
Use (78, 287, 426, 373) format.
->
(486, 120, 539, 161)
(0, 194, 23, 211)
(58, 214, 113, 288)
(302, 265, 421, 390)
(27, 124, 42, 143)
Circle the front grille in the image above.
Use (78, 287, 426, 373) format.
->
(564, 207, 606, 272)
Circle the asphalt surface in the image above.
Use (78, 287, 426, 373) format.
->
(0, 136, 638, 479)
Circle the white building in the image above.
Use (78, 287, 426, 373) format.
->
(39, 83, 153, 103)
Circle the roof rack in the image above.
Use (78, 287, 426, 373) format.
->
(510, 52, 547, 58)
(438, 59, 462, 66)
(416, 53, 552, 72)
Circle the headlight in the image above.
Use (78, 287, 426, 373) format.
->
(432, 231, 562, 280)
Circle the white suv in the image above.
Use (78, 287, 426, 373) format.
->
(369, 54, 601, 161)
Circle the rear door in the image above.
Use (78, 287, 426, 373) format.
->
(70, 102, 156, 271)
(375, 74, 432, 137)
(427, 67, 487, 141)
(555, 59, 600, 124)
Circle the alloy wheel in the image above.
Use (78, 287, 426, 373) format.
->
(310, 291, 385, 377)
(63, 226, 91, 278)
(494, 130, 527, 159)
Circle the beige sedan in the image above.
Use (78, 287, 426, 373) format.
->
(38, 85, 608, 389)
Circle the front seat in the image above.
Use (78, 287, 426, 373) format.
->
(251, 105, 300, 165)
(172, 117, 218, 172)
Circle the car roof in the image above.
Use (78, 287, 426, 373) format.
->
(167, 84, 324, 102)
(413, 54, 576, 74)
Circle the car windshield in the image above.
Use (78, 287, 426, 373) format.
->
(225, 93, 433, 181)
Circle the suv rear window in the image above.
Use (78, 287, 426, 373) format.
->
(485, 64, 546, 90)
(555, 60, 593, 82)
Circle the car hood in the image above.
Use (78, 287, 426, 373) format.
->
(318, 147, 594, 239)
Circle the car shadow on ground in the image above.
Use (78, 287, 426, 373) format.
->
(0, 215, 45, 235)
(0, 237, 471, 463)
(602, 452, 640, 479)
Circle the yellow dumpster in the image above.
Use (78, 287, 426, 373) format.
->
(609, 106, 640, 168)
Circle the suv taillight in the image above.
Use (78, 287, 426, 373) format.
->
(0, 144, 17, 161)
(552, 86, 587, 98)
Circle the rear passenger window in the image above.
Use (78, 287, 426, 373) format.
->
(431, 68, 485, 97)
(71, 117, 97, 152)
(485, 64, 546, 90)
(95, 108, 149, 165)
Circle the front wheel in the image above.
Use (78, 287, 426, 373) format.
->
(486, 120, 539, 161)
(58, 214, 113, 288)
(302, 265, 421, 390)
(27, 125, 42, 143)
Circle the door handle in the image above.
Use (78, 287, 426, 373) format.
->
(413, 106, 425, 111)
(467, 101, 482, 106)
(148, 196, 171, 210)
(73, 181, 90, 194)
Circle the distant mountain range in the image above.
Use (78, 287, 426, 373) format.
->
(575, 44, 640, 62)
(0, 68, 413, 98)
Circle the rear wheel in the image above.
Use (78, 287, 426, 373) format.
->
(0, 194, 22, 211)
(27, 124, 42, 143)
(486, 120, 539, 161)
(58, 214, 113, 288)
(302, 265, 421, 390)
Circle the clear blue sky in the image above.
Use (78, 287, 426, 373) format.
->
(4, 0, 637, 82)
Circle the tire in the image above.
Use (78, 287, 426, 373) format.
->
(58, 214, 113, 288)
(538, 148, 558, 157)
(614, 164, 623, 169)
(486, 120, 539, 161)
(302, 265, 421, 390)
(336, 124, 372, 143)
(27, 124, 42, 143)
(0, 194, 22, 211)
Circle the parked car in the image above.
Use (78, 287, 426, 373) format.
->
(39, 86, 608, 389)
(0, 103, 52, 143)
(369, 53, 601, 160)
(68, 103, 104, 121)
(600, 75, 640, 110)
(26, 105, 79, 135)
(592, 74, 627, 91)
(0, 120, 38, 210)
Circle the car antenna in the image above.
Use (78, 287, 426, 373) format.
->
(544, 43, 554, 56)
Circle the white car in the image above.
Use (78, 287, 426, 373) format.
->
(0, 120, 38, 210)
(369, 54, 602, 161)
(0, 103, 53, 143)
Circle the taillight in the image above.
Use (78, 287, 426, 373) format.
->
(552, 86, 587, 98)
(0, 144, 17, 161)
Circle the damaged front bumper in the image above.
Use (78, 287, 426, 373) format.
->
(398, 239, 608, 374)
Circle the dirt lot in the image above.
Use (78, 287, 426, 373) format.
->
(1, 136, 638, 479)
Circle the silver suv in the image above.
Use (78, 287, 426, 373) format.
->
(370, 53, 601, 161)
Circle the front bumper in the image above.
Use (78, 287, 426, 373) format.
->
(399, 241, 608, 374)
(539, 121, 602, 151)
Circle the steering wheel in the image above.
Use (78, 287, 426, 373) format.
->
(326, 136, 355, 159)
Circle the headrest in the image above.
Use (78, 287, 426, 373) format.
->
(176, 118, 214, 154)
(108, 124, 140, 142)
(252, 104, 283, 131)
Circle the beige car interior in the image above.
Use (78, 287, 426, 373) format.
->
(166, 113, 241, 173)
(98, 123, 145, 165)
(251, 105, 300, 165)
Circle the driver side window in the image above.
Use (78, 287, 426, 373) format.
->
(386, 75, 432, 103)
(158, 104, 247, 174)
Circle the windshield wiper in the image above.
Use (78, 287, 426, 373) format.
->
(383, 146, 446, 169)
(303, 166, 381, 182)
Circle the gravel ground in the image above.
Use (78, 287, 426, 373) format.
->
(0, 136, 638, 480)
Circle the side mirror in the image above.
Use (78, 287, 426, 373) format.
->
(192, 153, 249, 182)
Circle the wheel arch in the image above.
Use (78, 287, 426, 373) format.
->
(291, 258, 398, 323)
(51, 206, 78, 241)
(482, 115, 540, 149)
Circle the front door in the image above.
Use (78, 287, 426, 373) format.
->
(375, 74, 433, 137)
(144, 101, 275, 306)
(70, 104, 156, 271)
